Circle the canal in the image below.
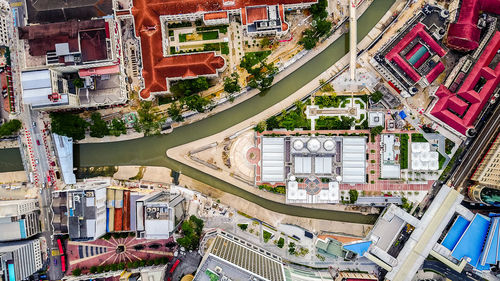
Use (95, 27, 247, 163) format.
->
(1, 0, 395, 224)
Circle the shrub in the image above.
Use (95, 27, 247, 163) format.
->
(349, 189, 358, 203)
(72, 268, 82, 276)
(238, 224, 248, 231)
(263, 230, 272, 243)
(277, 237, 285, 248)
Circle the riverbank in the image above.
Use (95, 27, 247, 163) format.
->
(0, 171, 27, 183)
(71, 0, 375, 145)
(112, 165, 372, 235)
(166, 0, 405, 216)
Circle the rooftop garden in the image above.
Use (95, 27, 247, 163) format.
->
(411, 133, 427, 142)
(398, 133, 409, 169)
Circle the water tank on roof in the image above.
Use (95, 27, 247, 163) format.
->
(307, 138, 321, 152)
(323, 140, 335, 151)
(375, 54, 384, 63)
(440, 10, 449, 19)
(293, 140, 304, 150)
(410, 87, 418, 95)
(423, 5, 432, 15)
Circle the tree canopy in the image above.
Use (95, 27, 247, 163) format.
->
(223, 72, 241, 94)
(182, 94, 210, 113)
(370, 91, 383, 103)
(176, 215, 204, 251)
(0, 119, 22, 136)
(349, 189, 358, 203)
(170, 77, 210, 97)
(135, 101, 165, 135)
(89, 112, 109, 138)
(50, 112, 89, 140)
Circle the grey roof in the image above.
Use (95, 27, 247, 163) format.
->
(202, 233, 285, 281)
(21, 70, 69, 108)
(342, 137, 367, 183)
(261, 137, 285, 182)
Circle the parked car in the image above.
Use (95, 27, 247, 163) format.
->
(36, 140, 41, 145)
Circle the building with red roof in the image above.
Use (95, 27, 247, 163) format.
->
(446, 0, 500, 51)
(429, 31, 500, 136)
(131, 0, 316, 99)
(370, 6, 449, 96)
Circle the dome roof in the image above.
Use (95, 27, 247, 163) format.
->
(307, 138, 321, 152)
(293, 140, 304, 150)
(323, 140, 335, 151)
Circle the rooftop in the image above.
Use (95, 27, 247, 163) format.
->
(446, 0, 500, 51)
(131, 0, 315, 98)
(430, 31, 500, 135)
(21, 70, 69, 108)
(25, 0, 112, 24)
(19, 19, 109, 63)
(52, 133, 76, 184)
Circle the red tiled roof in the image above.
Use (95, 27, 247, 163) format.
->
(132, 0, 316, 99)
(446, 0, 500, 51)
(385, 23, 446, 83)
(425, 61, 444, 83)
(204, 11, 228, 20)
(246, 6, 268, 24)
(431, 32, 500, 135)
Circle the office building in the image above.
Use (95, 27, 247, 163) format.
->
(0, 239, 43, 281)
(0, 199, 41, 242)
(471, 132, 500, 188)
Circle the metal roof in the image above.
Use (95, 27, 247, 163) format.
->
(261, 137, 285, 182)
(341, 137, 366, 183)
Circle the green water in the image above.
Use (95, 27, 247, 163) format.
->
(1, 0, 396, 224)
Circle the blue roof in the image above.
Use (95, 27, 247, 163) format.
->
(408, 46, 428, 65)
(483, 217, 499, 265)
(442, 216, 470, 250)
(343, 241, 372, 256)
(398, 111, 407, 119)
(451, 214, 491, 267)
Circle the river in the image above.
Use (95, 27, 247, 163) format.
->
(1, 0, 395, 224)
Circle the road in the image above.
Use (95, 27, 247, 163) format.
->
(422, 260, 481, 281)
(449, 101, 500, 191)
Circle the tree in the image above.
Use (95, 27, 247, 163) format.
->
(315, 19, 332, 36)
(50, 112, 89, 140)
(176, 215, 204, 251)
(89, 112, 109, 138)
(255, 120, 267, 133)
(238, 224, 248, 231)
(370, 91, 383, 103)
(109, 118, 127, 136)
(261, 37, 271, 48)
(319, 79, 334, 92)
(135, 101, 165, 135)
(299, 31, 318, 50)
(0, 119, 22, 136)
(72, 78, 84, 88)
(223, 73, 241, 94)
(167, 102, 184, 122)
(370, 125, 384, 136)
(277, 237, 285, 248)
(183, 95, 210, 113)
(288, 242, 296, 255)
(90, 266, 98, 274)
(72, 268, 82, 276)
(349, 189, 358, 204)
(170, 77, 210, 97)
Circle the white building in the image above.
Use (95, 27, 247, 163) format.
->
(0, 239, 43, 281)
(0, 200, 41, 242)
(411, 142, 439, 171)
(135, 191, 185, 239)
(0, 0, 10, 47)
(380, 134, 401, 179)
(21, 69, 79, 110)
(52, 133, 76, 185)
(342, 137, 367, 183)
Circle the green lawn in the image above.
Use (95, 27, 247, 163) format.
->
(355, 99, 365, 109)
(202, 31, 219, 40)
(221, 42, 229, 55)
(179, 33, 187, 42)
(315, 116, 354, 130)
(398, 134, 409, 169)
(445, 138, 454, 154)
(411, 133, 427, 142)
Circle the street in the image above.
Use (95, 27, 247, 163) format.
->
(422, 260, 481, 281)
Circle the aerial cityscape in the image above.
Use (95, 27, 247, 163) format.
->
(0, 0, 499, 280)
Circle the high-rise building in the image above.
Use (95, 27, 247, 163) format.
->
(0, 199, 41, 242)
(0, 0, 10, 47)
(0, 239, 43, 281)
(471, 133, 500, 188)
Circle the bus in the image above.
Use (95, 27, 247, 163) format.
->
(169, 260, 180, 273)
(60, 255, 66, 272)
(57, 239, 63, 254)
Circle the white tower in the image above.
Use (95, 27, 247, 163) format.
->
(349, 0, 357, 81)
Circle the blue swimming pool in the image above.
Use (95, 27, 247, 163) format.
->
(442, 216, 469, 250)
(452, 214, 491, 266)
